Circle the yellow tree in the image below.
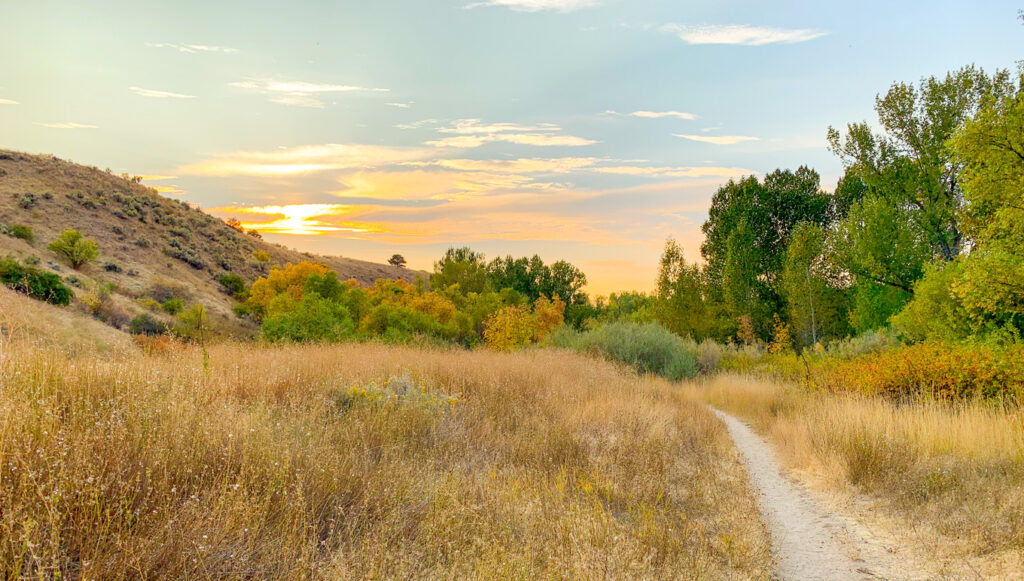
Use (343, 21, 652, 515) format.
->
(483, 305, 535, 350)
(246, 261, 329, 319)
(532, 294, 565, 342)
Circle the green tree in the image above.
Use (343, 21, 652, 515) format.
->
(781, 223, 852, 346)
(49, 229, 99, 269)
(701, 167, 830, 336)
(388, 254, 407, 268)
(947, 74, 1024, 328)
(653, 238, 709, 340)
(431, 247, 488, 295)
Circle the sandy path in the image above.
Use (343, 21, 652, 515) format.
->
(711, 407, 892, 580)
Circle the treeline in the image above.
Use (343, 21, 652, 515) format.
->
(647, 65, 1024, 349)
(239, 250, 586, 348)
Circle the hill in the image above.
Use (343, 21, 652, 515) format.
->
(0, 149, 426, 336)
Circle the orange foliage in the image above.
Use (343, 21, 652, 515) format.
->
(533, 295, 565, 342)
(811, 341, 1024, 402)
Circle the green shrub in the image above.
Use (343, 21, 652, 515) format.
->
(10, 224, 33, 243)
(161, 298, 183, 315)
(262, 296, 355, 343)
(218, 273, 247, 297)
(48, 229, 99, 269)
(550, 321, 698, 381)
(129, 314, 168, 336)
(0, 258, 72, 306)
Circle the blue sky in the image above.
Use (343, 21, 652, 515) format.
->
(2, 0, 1021, 294)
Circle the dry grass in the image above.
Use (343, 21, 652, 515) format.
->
(0, 286, 135, 357)
(692, 374, 1024, 575)
(0, 338, 771, 579)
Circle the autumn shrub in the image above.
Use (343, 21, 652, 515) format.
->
(483, 305, 535, 350)
(811, 341, 1024, 402)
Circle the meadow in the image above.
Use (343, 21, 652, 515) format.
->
(0, 323, 771, 578)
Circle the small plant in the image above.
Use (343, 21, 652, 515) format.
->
(129, 313, 169, 336)
(103, 262, 123, 273)
(253, 250, 271, 264)
(48, 229, 99, 269)
(22, 255, 40, 266)
(161, 298, 184, 315)
(217, 273, 247, 297)
(17, 193, 37, 209)
(10, 224, 33, 243)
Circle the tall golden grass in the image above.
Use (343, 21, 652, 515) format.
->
(694, 374, 1024, 574)
(0, 339, 771, 579)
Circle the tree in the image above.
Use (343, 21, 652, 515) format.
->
(431, 247, 488, 294)
(827, 66, 1015, 265)
(388, 254, 407, 268)
(246, 261, 329, 319)
(49, 229, 99, 269)
(652, 238, 709, 340)
(700, 167, 829, 337)
(946, 74, 1024, 327)
(483, 305, 535, 350)
(780, 223, 852, 346)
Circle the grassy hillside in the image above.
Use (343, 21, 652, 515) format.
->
(0, 149, 425, 334)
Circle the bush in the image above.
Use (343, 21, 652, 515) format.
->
(129, 313, 169, 336)
(161, 298, 183, 315)
(218, 273, 247, 297)
(550, 322, 698, 381)
(48, 229, 99, 269)
(10, 224, 33, 243)
(0, 258, 72, 306)
(483, 305, 535, 350)
(262, 296, 354, 343)
(812, 341, 1024, 403)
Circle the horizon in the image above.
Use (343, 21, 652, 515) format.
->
(2, 0, 1021, 295)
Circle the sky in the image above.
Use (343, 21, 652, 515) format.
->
(1, 1, 1021, 296)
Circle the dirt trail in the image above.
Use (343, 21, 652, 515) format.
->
(711, 407, 894, 580)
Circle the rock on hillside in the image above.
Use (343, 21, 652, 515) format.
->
(0, 149, 426, 334)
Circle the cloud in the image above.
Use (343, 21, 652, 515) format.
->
(129, 86, 196, 99)
(386, 102, 412, 108)
(230, 79, 389, 108)
(208, 204, 370, 235)
(464, 0, 599, 12)
(145, 42, 239, 53)
(661, 24, 827, 46)
(179, 143, 435, 176)
(395, 119, 439, 130)
(674, 133, 760, 145)
(0, 98, 18, 105)
(591, 165, 752, 178)
(35, 122, 97, 129)
(606, 110, 697, 120)
(428, 119, 595, 148)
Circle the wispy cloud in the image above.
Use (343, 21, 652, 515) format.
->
(386, 102, 412, 108)
(0, 98, 18, 105)
(129, 86, 196, 99)
(145, 42, 239, 53)
(592, 165, 752, 178)
(606, 110, 697, 120)
(208, 204, 368, 235)
(464, 0, 599, 12)
(35, 122, 97, 129)
(230, 79, 389, 108)
(179, 143, 435, 176)
(428, 119, 595, 148)
(674, 133, 759, 145)
(395, 119, 438, 130)
(661, 24, 827, 46)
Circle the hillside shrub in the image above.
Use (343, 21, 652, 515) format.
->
(218, 273, 247, 297)
(0, 258, 72, 306)
(48, 229, 99, 269)
(550, 322, 698, 381)
(10, 224, 33, 243)
(129, 313, 169, 336)
(161, 298, 183, 315)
